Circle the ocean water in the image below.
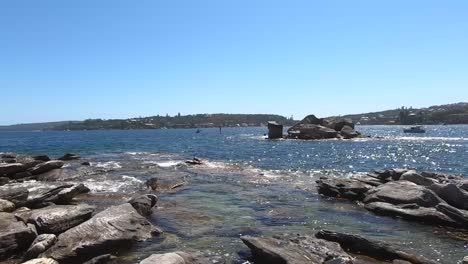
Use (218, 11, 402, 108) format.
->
(1, 125, 468, 263)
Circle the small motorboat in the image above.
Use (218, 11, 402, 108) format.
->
(403, 126, 426, 133)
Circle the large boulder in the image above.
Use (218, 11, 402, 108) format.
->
(325, 118, 355, 131)
(25, 234, 57, 260)
(365, 202, 459, 227)
(289, 124, 338, 140)
(0, 212, 37, 260)
(267, 121, 283, 139)
(435, 203, 468, 226)
(0, 187, 29, 207)
(400, 170, 436, 186)
(128, 194, 158, 217)
(0, 199, 15, 212)
(287, 115, 323, 133)
(29, 161, 64, 176)
(19, 204, 95, 234)
(429, 183, 468, 210)
(41, 203, 161, 263)
(241, 234, 352, 264)
(339, 125, 359, 139)
(0, 163, 27, 176)
(140, 252, 225, 264)
(317, 177, 373, 200)
(22, 184, 90, 209)
(363, 181, 443, 207)
(316, 230, 437, 264)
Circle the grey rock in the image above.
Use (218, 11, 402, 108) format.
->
(435, 203, 468, 226)
(0, 199, 15, 212)
(329, 118, 355, 131)
(365, 202, 459, 227)
(429, 183, 468, 210)
(462, 256, 468, 264)
(33, 155, 51, 162)
(129, 194, 158, 216)
(58, 153, 80, 161)
(0, 187, 29, 206)
(400, 170, 436, 186)
(289, 124, 338, 140)
(267, 121, 283, 139)
(139, 252, 224, 264)
(140, 252, 185, 264)
(0, 163, 27, 176)
(317, 177, 373, 200)
(25, 234, 57, 260)
(41, 203, 161, 263)
(241, 234, 352, 264)
(29, 161, 64, 176)
(340, 125, 359, 139)
(0, 212, 37, 260)
(24, 204, 95, 234)
(22, 258, 59, 264)
(363, 181, 443, 207)
(0, 177, 9, 186)
(22, 184, 90, 209)
(316, 230, 437, 264)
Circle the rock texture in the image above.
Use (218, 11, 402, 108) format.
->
(25, 234, 57, 260)
(0, 199, 15, 212)
(0, 212, 37, 260)
(140, 251, 224, 264)
(22, 258, 59, 264)
(287, 115, 362, 140)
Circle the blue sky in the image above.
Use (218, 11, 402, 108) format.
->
(1, 1, 467, 125)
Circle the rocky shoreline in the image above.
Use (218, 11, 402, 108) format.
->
(1, 153, 468, 263)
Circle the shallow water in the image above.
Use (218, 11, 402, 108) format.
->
(1, 125, 468, 263)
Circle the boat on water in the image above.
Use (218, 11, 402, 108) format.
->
(403, 125, 426, 133)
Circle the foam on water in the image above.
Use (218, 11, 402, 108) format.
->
(93, 161, 122, 169)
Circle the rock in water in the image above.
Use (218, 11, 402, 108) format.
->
(41, 203, 160, 263)
(0, 212, 37, 260)
(363, 181, 443, 207)
(22, 258, 59, 264)
(58, 153, 80, 161)
(315, 230, 438, 264)
(316, 177, 373, 200)
(25, 234, 57, 260)
(267, 121, 283, 139)
(140, 252, 185, 264)
(400, 170, 435, 186)
(140, 251, 224, 264)
(82, 254, 117, 264)
(289, 124, 338, 140)
(0, 199, 15, 212)
(22, 204, 95, 234)
(429, 183, 468, 210)
(33, 155, 51, 162)
(340, 125, 359, 139)
(129, 194, 158, 216)
(241, 235, 352, 264)
(29, 161, 64, 175)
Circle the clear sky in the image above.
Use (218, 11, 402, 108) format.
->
(1, 1, 467, 125)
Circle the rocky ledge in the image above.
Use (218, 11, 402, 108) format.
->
(317, 168, 468, 229)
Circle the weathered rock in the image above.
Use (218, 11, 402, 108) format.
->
(81, 161, 91, 166)
(29, 161, 64, 175)
(0, 187, 29, 206)
(58, 153, 80, 161)
(462, 256, 468, 264)
(363, 181, 442, 207)
(317, 177, 373, 200)
(288, 115, 323, 131)
(289, 124, 338, 140)
(0, 177, 9, 185)
(33, 155, 51, 162)
(340, 125, 359, 139)
(140, 251, 224, 264)
(241, 234, 352, 264)
(267, 121, 283, 139)
(0, 212, 37, 260)
(25, 234, 57, 260)
(22, 184, 90, 208)
(326, 118, 355, 131)
(129, 194, 158, 217)
(24, 204, 95, 234)
(41, 203, 161, 263)
(82, 254, 117, 264)
(429, 183, 468, 210)
(0, 199, 15, 212)
(365, 202, 459, 227)
(435, 203, 468, 226)
(400, 170, 435, 186)
(22, 258, 59, 264)
(0, 163, 27, 176)
(316, 230, 437, 264)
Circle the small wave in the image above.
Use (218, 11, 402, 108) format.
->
(156, 160, 184, 168)
(94, 161, 122, 169)
(121, 175, 144, 184)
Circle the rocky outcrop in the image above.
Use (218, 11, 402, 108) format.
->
(25, 234, 57, 260)
(241, 234, 353, 264)
(0, 212, 37, 260)
(29, 161, 64, 175)
(41, 203, 161, 263)
(267, 121, 283, 139)
(287, 115, 362, 140)
(429, 183, 468, 210)
(315, 230, 438, 264)
(0, 187, 29, 207)
(21, 184, 90, 209)
(400, 170, 436, 186)
(140, 252, 225, 264)
(0, 199, 15, 212)
(0, 163, 27, 176)
(316, 177, 373, 200)
(129, 194, 158, 217)
(18, 204, 95, 234)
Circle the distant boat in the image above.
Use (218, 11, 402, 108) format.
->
(403, 126, 426, 133)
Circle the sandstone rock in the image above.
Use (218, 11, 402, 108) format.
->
(22, 184, 90, 209)
(316, 230, 437, 264)
(24, 204, 95, 234)
(22, 258, 59, 264)
(435, 203, 468, 226)
(241, 234, 352, 264)
(328, 118, 355, 131)
(0, 199, 15, 212)
(25, 234, 57, 260)
(0, 212, 37, 260)
(41, 203, 161, 263)
(365, 202, 459, 227)
(363, 181, 442, 207)
(29, 161, 64, 176)
(400, 170, 435, 186)
(0, 163, 27, 176)
(429, 183, 468, 210)
(129, 194, 158, 216)
(0, 187, 29, 206)
(317, 177, 373, 200)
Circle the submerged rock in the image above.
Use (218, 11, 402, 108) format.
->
(0, 212, 37, 260)
(316, 230, 438, 264)
(241, 234, 352, 264)
(20, 204, 95, 234)
(25, 234, 57, 260)
(41, 203, 161, 263)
